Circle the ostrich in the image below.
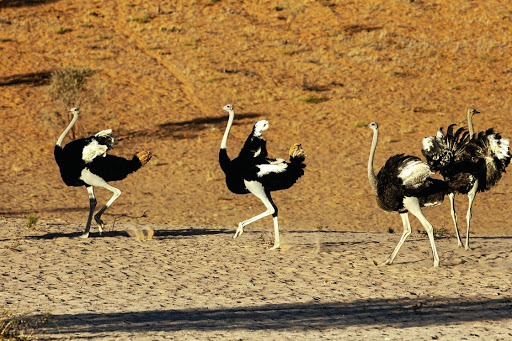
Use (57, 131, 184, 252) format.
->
(218, 104, 306, 250)
(54, 107, 152, 238)
(367, 121, 448, 267)
(422, 116, 510, 250)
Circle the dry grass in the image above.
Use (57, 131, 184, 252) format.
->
(0, 309, 51, 340)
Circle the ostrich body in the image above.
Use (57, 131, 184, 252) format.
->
(54, 108, 152, 238)
(219, 104, 306, 250)
(422, 113, 510, 250)
(367, 122, 448, 267)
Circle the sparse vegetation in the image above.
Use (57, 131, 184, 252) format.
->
(0, 309, 52, 340)
(45, 65, 97, 137)
(160, 26, 182, 33)
(131, 15, 153, 23)
(47, 65, 96, 109)
(419, 227, 454, 238)
(55, 27, 72, 35)
(25, 215, 38, 230)
(354, 121, 367, 128)
(302, 76, 330, 92)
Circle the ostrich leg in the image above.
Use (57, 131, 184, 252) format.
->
(94, 183, 122, 232)
(80, 186, 97, 238)
(465, 180, 479, 250)
(235, 180, 280, 250)
(80, 169, 121, 235)
(404, 197, 440, 267)
(382, 212, 411, 265)
(448, 193, 463, 247)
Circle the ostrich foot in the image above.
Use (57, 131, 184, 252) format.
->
(464, 244, 471, 251)
(380, 258, 393, 266)
(95, 218, 105, 235)
(233, 223, 244, 239)
(79, 232, 89, 239)
(268, 243, 280, 251)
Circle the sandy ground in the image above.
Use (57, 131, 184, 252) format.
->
(0, 217, 511, 340)
(2, 0, 512, 339)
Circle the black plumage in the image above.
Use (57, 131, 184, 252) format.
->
(54, 108, 152, 238)
(367, 122, 448, 267)
(218, 104, 306, 250)
(422, 112, 511, 249)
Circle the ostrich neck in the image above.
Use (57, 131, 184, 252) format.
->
(56, 112, 79, 147)
(367, 128, 379, 195)
(220, 109, 234, 150)
(467, 111, 474, 136)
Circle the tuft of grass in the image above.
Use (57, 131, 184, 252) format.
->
(46, 65, 97, 138)
(302, 76, 330, 92)
(25, 214, 38, 230)
(0, 309, 52, 340)
(160, 26, 182, 33)
(419, 227, 453, 238)
(298, 95, 328, 104)
(354, 121, 367, 128)
(0, 38, 13, 43)
(55, 27, 72, 35)
(47, 65, 95, 109)
(131, 15, 153, 23)
(388, 227, 394, 233)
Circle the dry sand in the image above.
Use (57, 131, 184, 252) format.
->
(1, 217, 511, 340)
(1, 0, 512, 339)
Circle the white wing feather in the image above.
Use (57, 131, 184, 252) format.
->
(82, 140, 109, 163)
(398, 160, 432, 189)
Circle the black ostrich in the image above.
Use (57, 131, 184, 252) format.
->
(218, 104, 306, 250)
(54, 107, 152, 238)
(366, 122, 448, 267)
(422, 111, 510, 250)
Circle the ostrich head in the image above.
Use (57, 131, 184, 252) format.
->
(365, 121, 378, 131)
(254, 120, 269, 137)
(69, 107, 80, 116)
(467, 107, 480, 117)
(223, 104, 234, 112)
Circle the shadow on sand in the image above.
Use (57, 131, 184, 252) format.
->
(37, 297, 512, 335)
(117, 113, 261, 141)
(24, 228, 232, 240)
(0, 71, 52, 86)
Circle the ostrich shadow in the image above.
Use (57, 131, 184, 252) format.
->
(0, 71, 52, 86)
(34, 297, 512, 335)
(25, 230, 130, 240)
(154, 228, 232, 239)
(117, 113, 261, 141)
(25, 228, 233, 240)
(0, 0, 58, 8)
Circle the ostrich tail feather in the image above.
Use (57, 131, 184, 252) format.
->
(136, 151, 152, 166)
(289, 143, 306, 163)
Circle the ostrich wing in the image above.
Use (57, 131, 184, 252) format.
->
(82, 130, 115, 163)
